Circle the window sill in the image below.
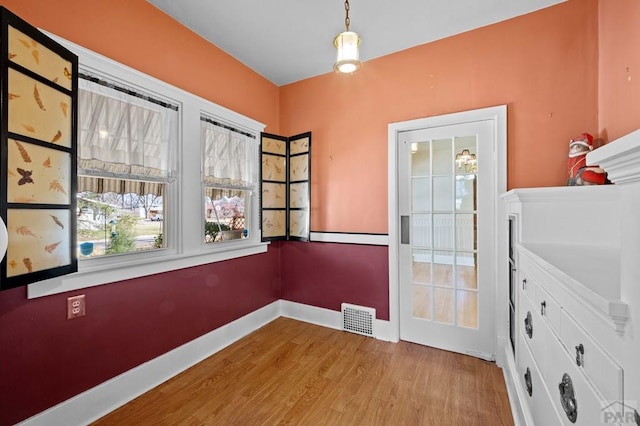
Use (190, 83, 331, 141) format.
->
(27, 241, 270, 299)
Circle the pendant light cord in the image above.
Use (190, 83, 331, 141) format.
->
(344, 0, 350, 31)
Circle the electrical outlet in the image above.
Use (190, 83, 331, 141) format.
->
(67, 295, 85, 319)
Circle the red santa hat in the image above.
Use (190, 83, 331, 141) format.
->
(569, 133, 594, 149)
(568, 133, 594, 158)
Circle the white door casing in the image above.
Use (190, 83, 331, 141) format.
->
(387, 106, 507, 363)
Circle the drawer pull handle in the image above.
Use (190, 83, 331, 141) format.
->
(524, 311, 533, 338)
(558, 373, 578, 423)
(524, 367, 532, 397)
(575, 344, 584, 367)
(522, 278, 527, 290)
(540, 300, 547, 316)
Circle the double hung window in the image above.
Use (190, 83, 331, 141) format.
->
(28, 30, 267, 298)
(77, 74, 178, 258)
(201, 115, 257, 244)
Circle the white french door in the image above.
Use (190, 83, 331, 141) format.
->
(398, 119, 496, 360)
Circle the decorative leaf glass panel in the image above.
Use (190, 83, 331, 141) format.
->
(260, 134, 288, 241)
(260, 132, 311, 242)
(1, 7, 78, 290)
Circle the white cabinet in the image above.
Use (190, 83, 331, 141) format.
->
(502, 131, 640, 425)
(516, 246, 626, 424)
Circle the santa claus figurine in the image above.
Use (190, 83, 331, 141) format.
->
(567, 133, 607, 186)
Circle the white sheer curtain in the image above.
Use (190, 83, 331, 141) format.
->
(78, 77, 178, 181)
(201, 116, 256, 191)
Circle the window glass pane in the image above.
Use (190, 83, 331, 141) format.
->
(411, 177, 430, 212)
(412, 249, 432, 285)
(413, 285, 432, 320)
(455, 175, 476, 211)
(454, 136, 477, 174)
(433, 287, 454, 324)
(432, 251, 453, 287)
(412, 214, 431, 248)
(204, 188, 249, 243)
(456, 261, 478, 290)
(411, 141, 430, 176)
(457, 290, 478, 329)
(77, 187, 164, 258)
(432, 176, 453, 212)
(433, 214, 454, 249)
(432, 138, 452, 175)
(456, 213, 476, 250)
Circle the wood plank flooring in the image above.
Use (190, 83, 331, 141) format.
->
(93, 318, 513, 425)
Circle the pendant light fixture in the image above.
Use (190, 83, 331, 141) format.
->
(333, 0, 361, 74)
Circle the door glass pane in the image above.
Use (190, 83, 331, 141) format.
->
(456, 213, 476, 250)
(433, 139, 452, 174)
(434, 287, 454, 324)
(432, 252, 453, 288)
(456, 261, 477, 290)
(412, 214, 431, 248)
(408, 128, 482, 332)
(411, 141, 430, 176)
(455, 175, 476, 211)
(433, 214, 453, 249)
(413, 285, 432, 320)
(454, 136, 477, 174)
(411, 177, 430, 212)
(457, 290, 478, 329)
(412, 249, 431, 285)
(433, 176, 453, 211)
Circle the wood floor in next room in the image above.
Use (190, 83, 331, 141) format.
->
(93, 317, 514, 425)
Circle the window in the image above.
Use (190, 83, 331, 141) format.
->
(28, 31, 268, 299)
(77, 73, 178, 258)
(201, 115, 257, 244)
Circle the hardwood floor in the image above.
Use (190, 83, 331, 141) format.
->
(93, 318, 513, 425)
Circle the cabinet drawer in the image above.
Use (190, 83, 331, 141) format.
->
(518, 256, 535, 304)
(517, 332, 562, 426)
(560, 309, 623, 403)
(520, 292, 550, 376)
(534, 282, 562, 337)
(545, 332, 611, 426)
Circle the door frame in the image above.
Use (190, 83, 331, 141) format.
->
(387, 105, 507, 364)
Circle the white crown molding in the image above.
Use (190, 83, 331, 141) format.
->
(587, 129, 640, 185)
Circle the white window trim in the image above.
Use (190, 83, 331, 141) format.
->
(28, 31, 267, 299)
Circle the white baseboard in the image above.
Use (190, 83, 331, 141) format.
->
(18, 301, 281, 426)
(502, 345, 531, 426)
(19, 300, 394, 426)
(279, 300, 395, 342)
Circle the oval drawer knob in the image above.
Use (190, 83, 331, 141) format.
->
(524, 367, 532, 397)
(540, 300, 547, 316)
(575, 344, 584, 367)
(524, 311, 533, 338)
(558, 373, 578, 423)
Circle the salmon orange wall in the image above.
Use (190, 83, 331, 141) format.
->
(598, 0, 640, 142)
(280, 0, 599, 233)
(0, 0, 279, 132)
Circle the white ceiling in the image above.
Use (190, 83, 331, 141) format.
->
(147, 0, 565, 86)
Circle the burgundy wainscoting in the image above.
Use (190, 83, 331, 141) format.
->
(0, 244, 281, 426)
(280, 240, 390, 320)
